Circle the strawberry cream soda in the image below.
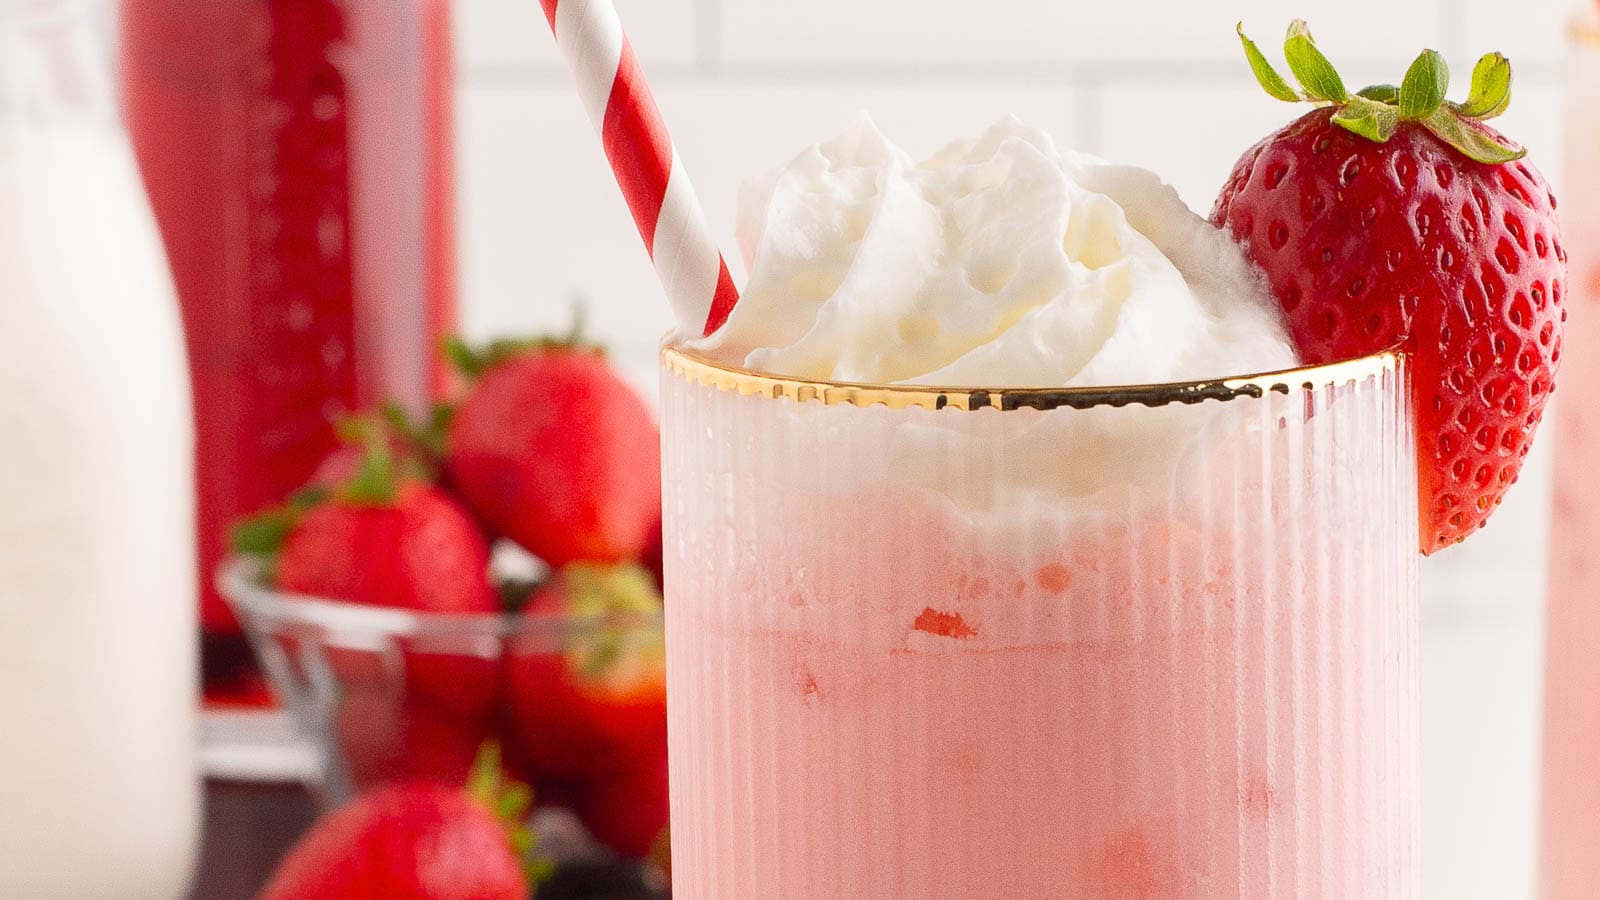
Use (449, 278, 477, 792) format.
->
(657, 24, 1560, 900)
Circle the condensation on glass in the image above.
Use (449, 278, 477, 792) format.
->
(661, 345, 1420, 900)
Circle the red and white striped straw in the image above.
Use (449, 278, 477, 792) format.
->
(539, 0, 740, 336)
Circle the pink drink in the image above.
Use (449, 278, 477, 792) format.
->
(661, 348, 1420, 898)
(1540, 16, 1600, 897)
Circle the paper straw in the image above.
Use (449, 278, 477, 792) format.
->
(540, 0, 740, 335)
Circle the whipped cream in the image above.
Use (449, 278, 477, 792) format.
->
(692, 117, 1297, 387)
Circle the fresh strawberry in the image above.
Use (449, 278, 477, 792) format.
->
(307, 407, 444, 492)
(444, 326, 661, 567)
(642, 515, 664, 591)
(234, 437, 498, 615)
(335, 677, 493, 792)
(260, 745, 549, 900)
(1213, 22, 1565, 552)
(502, 563, 666, 780)
(317, 642, 501, 790)
(650, 825, 672, 885)
(577, 752, 669, 860)
(234, 433, 503, 789)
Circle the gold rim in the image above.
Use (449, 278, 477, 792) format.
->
(661, 344, 1404, 412)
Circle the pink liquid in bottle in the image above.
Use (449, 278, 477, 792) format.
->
(120, 1, 455, 642)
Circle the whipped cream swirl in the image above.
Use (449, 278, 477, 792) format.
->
(691, 117, 1297, 387)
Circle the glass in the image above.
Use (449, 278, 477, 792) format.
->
(218, 560, 665, 821)
(660, 344, 1420, 898)
(1540, 14, 1600, 899)
(0, 0, 198, 895)
(120, 0, 457, 642)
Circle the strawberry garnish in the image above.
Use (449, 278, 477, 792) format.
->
(1213, 21, 1565, 553)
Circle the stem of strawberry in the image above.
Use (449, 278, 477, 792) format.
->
(340, 435, 398, 506)
(1237, 20, 1525, 164)
(443, 303, 606, 380)
(466, 742, 556, 886)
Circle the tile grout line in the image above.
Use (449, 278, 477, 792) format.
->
(460, 58, 1566, 88)
(1074, 77, 1105, 156)
(693, 0, 724, 75)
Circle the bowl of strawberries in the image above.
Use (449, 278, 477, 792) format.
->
(220, 325, 672, 878)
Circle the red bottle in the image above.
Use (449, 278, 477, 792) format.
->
(121, 1, 455, 640)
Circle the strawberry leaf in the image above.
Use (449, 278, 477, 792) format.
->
(1233, 21, 1529, 167)
(286, 485, 331, 513)
(527, 857, 558, 886)
(341, 440, 397, 506)
(1457, 52, 1512, 119)
(580, 630, 627, 683)
(1237, 23, 1301, 102)
(1357, 84, 1400, 103)
(1283, 20, 1348, 103)
(1332, 96, 1400, 143)
(445, 304, 605, 380)
(233, 485, 332, 581)
(333, 414, 379, 446)
(465, 742, 554, 886)
(443, 335, 490, 379)
(428, 403, 456, 449)
(381, 400, 451, 460)
(1398, 49, 1449, 120)
(231, 510, 297, 556)
(1423, 105, 1526, 164)
(561, 563, 663, 682)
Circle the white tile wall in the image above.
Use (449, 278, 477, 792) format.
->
(1463, 0, 1575, 72)
(1098, 82, 1318, 213)
(719, 0, 1444, 65)
(457, 0, 697, 69)
(454, 2, 1578, 897)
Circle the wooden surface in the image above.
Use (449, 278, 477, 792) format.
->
(192, 780, 665, 899)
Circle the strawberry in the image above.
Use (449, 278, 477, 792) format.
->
(502, 563, 666, 780)
(1212, 21, 1565, 552)
(234, 431, 503, 789)
(650, 826, 672, 885)
(576, 752, 670, 860)
(335, 676, 494, 792)
(307, 407, 445, 491)
(234, 437, 498, 615)
(319, 642, 502, 791)
(642, 515, 664, 592)
(260, 745, 550, 900)
(444, 326, 661, 568)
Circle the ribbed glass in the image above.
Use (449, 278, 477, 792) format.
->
(661, 346, 1420, 900)
(1540, 15, 1600, 899)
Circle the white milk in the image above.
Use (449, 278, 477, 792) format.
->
(0, 3, 199, 897)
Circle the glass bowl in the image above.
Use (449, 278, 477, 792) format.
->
(216, 556, 668, 867)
